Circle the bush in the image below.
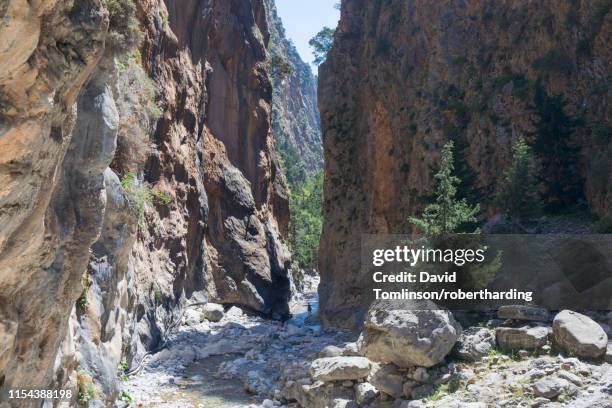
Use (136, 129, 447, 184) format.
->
(112, 51, 161, 175)
(106, 0, 143, 54)
(118, 391, 133, 405)
(120, 172, 172, 224)
(495, 138, 541, 221)
(269, 55, 293, 80)
(77, 370, 95, 407)
(76, 272, 90, 313)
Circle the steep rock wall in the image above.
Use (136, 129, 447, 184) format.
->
(0, 0, 113, 402)
(141, 0, 291, 318)
(0, 0, 292, 405)
(318, 0, 611, 329)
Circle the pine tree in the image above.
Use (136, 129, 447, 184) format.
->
(409, 141, 480, 234)
(495, 138, 541, 221)
(309, 27, 335, 65)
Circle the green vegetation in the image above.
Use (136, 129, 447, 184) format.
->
(118, 391, 133, 405)
(425, 375, 462, 401)
(77, 370, 95, 407)
(289, 171, 323, 269)
(530, 85, 584, 212)
(118, 360, 130, 382)
(146, 79, 163, 121)
(120, 172, 172, 224)
(153, 284, 163, 303)
(160, 9, 169, 26)
(277, 140, 307, 185)
(409, 141, 480, 234)
(309, 27, 335, 65)
(76, 272, 90, 313)
(269, 55, 294, 80)
(107, 0, 143, 54)
(495, 138, 541, 221)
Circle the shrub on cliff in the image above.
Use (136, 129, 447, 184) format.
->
(120, 172, 172, 225)
(495, 138, 541, 221)
(309, 27, 335, 65)
(409, 141, 480, 234)
(106, 0, 143, 54)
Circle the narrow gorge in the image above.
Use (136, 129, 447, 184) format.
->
(0, 1, 610, 408)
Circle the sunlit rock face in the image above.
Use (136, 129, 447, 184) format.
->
(264, 0, 323, 177)
(318, 0, 611, 329)
(0, 0, 292, 404)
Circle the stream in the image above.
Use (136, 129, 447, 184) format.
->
(123, 277, 349, 408)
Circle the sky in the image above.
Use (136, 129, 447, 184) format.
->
(275, 0, 340, 72)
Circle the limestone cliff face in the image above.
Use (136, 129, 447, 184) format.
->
(264, 0, 323, 178)
(0, 0, 114, 402)
(143, 0, 291, 318)
(0, 0, 291, 405)
(318, 0, 611, 329)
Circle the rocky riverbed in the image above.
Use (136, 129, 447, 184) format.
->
(120, 296, 611, 408)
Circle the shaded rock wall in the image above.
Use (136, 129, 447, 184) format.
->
(145, 0, 291, 318)
(318, 0, 611, 329)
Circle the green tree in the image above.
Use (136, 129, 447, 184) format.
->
(530, 85, 584, 212)
(495, 138, 541, 221)
(309, 27, 335, 65)
(409, 141, 480, 234)
(289, 171, 323, 268)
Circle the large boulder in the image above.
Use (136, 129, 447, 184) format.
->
(358, 299, 461, 367)
(496, 326, 549, 350)
(497, 305, 550, 322)
(453, 327, 496, 361)
(552, 310, 608, 359)
(203, 303, 225, 322)
(310, 357, 371, 382)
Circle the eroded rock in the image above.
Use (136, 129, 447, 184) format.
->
(497, 305, 550, 322)
(552, 310, 608, 359)
(310, 357, 371, 382)
(496, 326, 549, 351)
(368, 363, 403, 398)
(203, 303, 225, 322)
(359, 300, 461, 367)
(453, 327, 496, 362)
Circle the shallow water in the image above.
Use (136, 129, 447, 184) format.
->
(288, 291, 319, 328)
(168, 354, 258, 407)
